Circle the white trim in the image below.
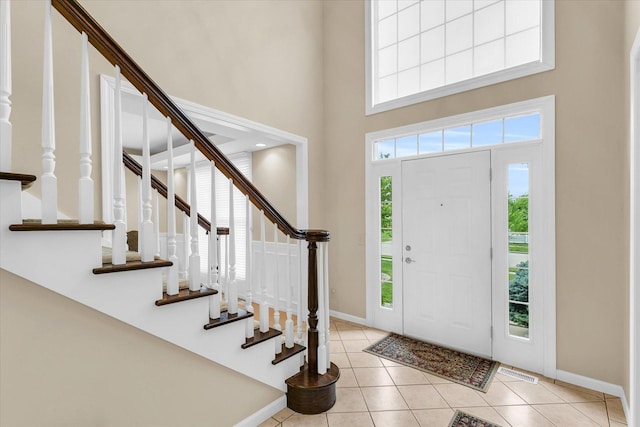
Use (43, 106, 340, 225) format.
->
(329, 310, 368, 326)
(630, 26, 640, 427)
(233, 395, 286, 427)
(99, 75, 309, 229)
(365, 1, 555, 115)
(556, 370, 631, 424)
(365, 96, 555, 376)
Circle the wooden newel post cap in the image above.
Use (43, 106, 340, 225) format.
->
(303, 230, 330, 243)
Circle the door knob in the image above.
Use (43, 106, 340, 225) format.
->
(405, 257, 415, 264)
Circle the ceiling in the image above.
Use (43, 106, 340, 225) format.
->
(120, 90, 288, 170)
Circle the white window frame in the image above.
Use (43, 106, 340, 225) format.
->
(365, 1, 555, 115)
(365, 95, 555, 377)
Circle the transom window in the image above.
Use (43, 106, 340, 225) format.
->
(373, 112, 540, 160)
(366, 0, 555, 114)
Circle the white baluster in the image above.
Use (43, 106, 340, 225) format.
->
(154, 189, 160, 258)
(323, 242, 331, 371)
(165, 118, 179, 295)
(227, 179, 238, 314)
(260, 210, 269, 333)
(137, 177, 143, 245)
(78, 32, 93, 224)
(181, 212, 189, 280)
(296, 239, 304, 345)
(189, 142, 200, 291)
(245, 195, 254, 338)
(41, 0, 57, 224)
(317, 243, 327, 374)
(111, 66, 126, 263)
(0, 0, 12, 172)
(285, 235, 294, 348)
(140, 95, 154, 262)
(208, 161, 221, 319)
(274, 223, 282, 354)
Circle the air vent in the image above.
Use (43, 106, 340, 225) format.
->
(497, 367, 539, 384)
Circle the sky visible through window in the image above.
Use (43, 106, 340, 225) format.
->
(374, 112, 539, 195)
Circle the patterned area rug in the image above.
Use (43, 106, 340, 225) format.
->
(364, 333, 499, 392)
(449, 410, 502, 427)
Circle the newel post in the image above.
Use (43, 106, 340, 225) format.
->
(285, 229, 339, 415)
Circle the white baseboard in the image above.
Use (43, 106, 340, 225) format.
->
(234, 395, 286, 427)
(556, 370, 630, 424)
(329, 310, 367, 326)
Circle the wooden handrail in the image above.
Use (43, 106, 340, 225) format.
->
(52, 0, 327, 243)
(123, 152, 228, 236)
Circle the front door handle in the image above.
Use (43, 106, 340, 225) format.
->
(405, 257, 416, 264)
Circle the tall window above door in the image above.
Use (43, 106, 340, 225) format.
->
(366, 0, 555, 114)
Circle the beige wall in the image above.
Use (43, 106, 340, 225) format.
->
(0, 269, 281, 427)
(252, 144, 298, 240)
(323, 0, 629, 387)
(5, 0, 323, 424)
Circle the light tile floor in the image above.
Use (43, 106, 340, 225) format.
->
(259, 318, 628, 427)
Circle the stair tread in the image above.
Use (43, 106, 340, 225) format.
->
(10, 219, 114, 231)
(0, 172, 37, 189)
(155, 287, 217, 306)
(242, 328, 282, 349)
(93, 259, 172, 274)
(203, 309, 253, 330)
(272, 343, 306, 365)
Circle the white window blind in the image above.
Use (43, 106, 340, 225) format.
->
(194, 153, 252, 281)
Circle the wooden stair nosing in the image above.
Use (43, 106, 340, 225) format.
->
(10, 220, 115, 231)
(0, 172, 37, 189)
(272, 343, 306, 365)
(155, 287, 217, 306)
(241, 328, 282, 349)
(93, 259, 172, 274)
(203, 309, 253, 330)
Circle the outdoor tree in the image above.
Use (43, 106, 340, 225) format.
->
(380, 176, 392, 230)
(508, 195, 529, 232)
(509, 261, 529, 327)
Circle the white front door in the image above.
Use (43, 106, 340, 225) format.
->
(402, 151, 492, 357)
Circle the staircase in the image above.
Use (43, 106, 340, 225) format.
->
(0, 0, 338, 419)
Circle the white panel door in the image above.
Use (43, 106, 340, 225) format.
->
(402, 151, 492, 357)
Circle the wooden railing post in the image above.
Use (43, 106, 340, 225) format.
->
(78, 32, 93, 224)
(0, 0, 11, 172)
(307, 240, 319, 375)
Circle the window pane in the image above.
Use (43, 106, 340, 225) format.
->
(378, 74, 398, 103)
(444, 125, 471, 150)
(506, 0, 540, 35)
(445, 15, 473, 55)
(445, 49, 473, 84)
(421, 0, 445, 31)
(421, 26, 445, 64)
(446, 0, 473, 21)
(474, 1, 504, 45)
(421, 59, 445, 91)
(474, 38, 505, 76)
(506, 26, 541, 67)
(378, 15, 397, 48)
(396, 135, 418, 157)
(398, 67, 421, 98)
(398, 3, 420, 40)
(505, 113, 540, 143)
(509, 303, 529, 338)
(378, 0, 398, 19)
(472, 120, 503, 146)
(508, 163, 529, 340)
(419, 131, 443, 153)
(375, 139, 395, 159)
(398, 36, 420, 71)
(378, 45, 398, 77)
(380, 176, 393, 308)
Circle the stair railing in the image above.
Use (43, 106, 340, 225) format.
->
(0, 0, 335, 386)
